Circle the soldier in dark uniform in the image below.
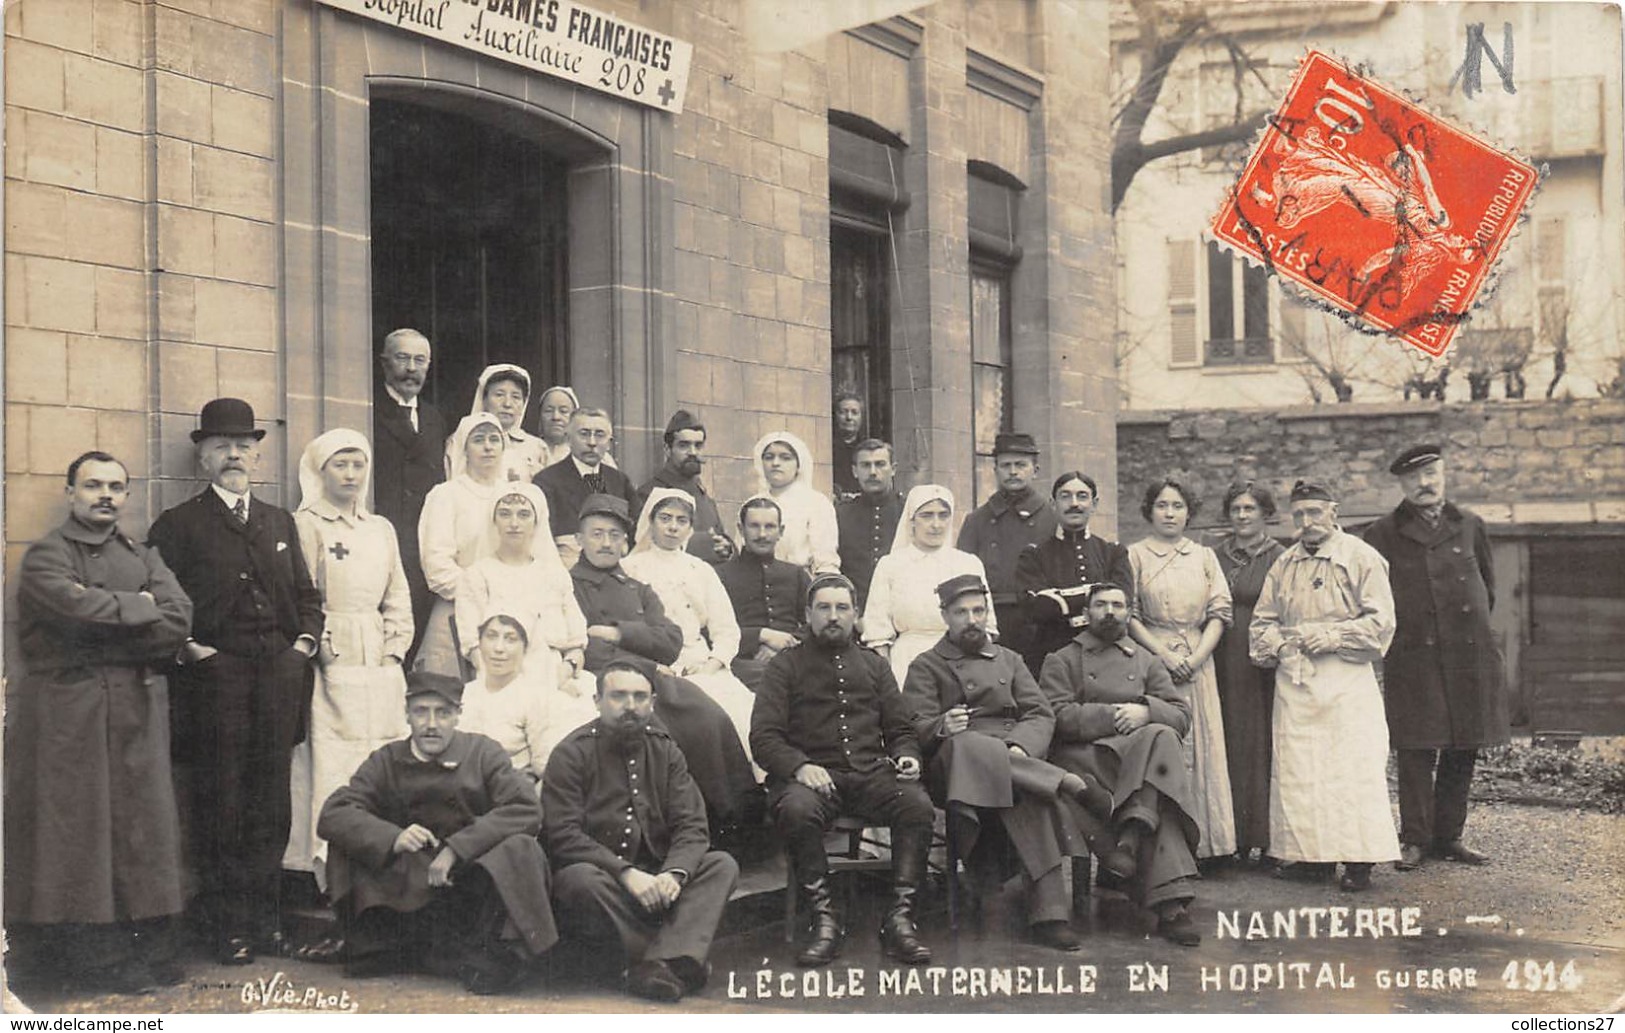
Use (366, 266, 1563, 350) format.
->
(751, 573, 935, 968)
(370, 328, 446, 659)
(1364, 444, 1508, 871)
(957, 432, 1057, 659)
(633, 410, 735, 566)
(147, 398, 325, 964)
(318, 672, 557, 994)
(835, 438, 904, 609)
(901, 575, 1112, 951)
(569, 494, 758, 828)
(717, 497, 810, 690)
(543, 662, 740, 1003)
(1014, 471, 1134, 677)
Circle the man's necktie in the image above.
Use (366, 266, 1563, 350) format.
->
(233, 498, 248, 525)
(584, 472, 605, 495)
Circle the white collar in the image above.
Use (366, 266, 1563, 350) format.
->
(384, 384, 418, 409)
(212, 484, 249, 513)
(572, 455, 605, 478)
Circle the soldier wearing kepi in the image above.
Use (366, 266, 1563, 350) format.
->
(1364, 445, 1508, 870)
(5, 452, 194, 994)
(902, 574, 1108, 951)
(752, 573, 935, 968)
(147, 398, 325, 964)
(957, 432, 1058, 659)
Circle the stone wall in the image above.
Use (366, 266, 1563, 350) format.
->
(1115, 399, 1625, 535)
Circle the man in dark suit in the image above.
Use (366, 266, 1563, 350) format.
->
(147, 398, 325, 965)
(543, 661, 739, 1003)
(370, 328, 445, 657)
(535, 407, 639, 566)
(1364, 444, 1508, 871)
(835, 438, 903, 609)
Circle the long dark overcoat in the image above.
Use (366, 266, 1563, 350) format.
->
(4, 518, 193, 925)
(1363, 502, 1509, 750)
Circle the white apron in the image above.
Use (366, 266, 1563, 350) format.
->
(1270, 655, 1401, 863)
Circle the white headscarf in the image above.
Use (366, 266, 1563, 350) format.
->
(482, 481, 566, 573)
(447, 412, 507, 482)
(752, 430, 817, 497)
(891, 484, 957, 556)
(538, 384, 580, 410)
(296, 428, 372, 516)
(632, 487, 697, 555)
(469, 364, 534, 440)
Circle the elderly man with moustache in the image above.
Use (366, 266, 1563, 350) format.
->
(5, 452, 194, 994)
(318, 671, 556, 994)
(957, 432, 1058, 659)
(543, 661, 740, 1003)
(371, 328, 446, 657)
(634, 409, 736, 565)
(1251, 480, 1401, 892)
(536, 407, 640, 567)
(147, 399, 325, 964)
(1364, 445, 1508, 871)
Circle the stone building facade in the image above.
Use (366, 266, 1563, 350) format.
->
(1117, 399, 1625, 734)
(3, 0, 1117, 656)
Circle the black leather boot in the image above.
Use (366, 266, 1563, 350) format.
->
(796, 877, 844, 967)
(880, 828, 932, 964)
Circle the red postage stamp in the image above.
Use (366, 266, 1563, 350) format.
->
(1210, 50, 1539, 358)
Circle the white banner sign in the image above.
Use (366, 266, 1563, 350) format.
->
(316, 0, 694, 114)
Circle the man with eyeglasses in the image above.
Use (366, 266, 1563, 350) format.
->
(567, 495, 758, 830)
(371, 329, 445, 659)
(536, 407, 640, 568)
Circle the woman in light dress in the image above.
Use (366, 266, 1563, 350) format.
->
(1127, 478, 1237, 861)
(283, 428, 412, 891)
(455, 482, 598, 731)
(459, 614, 567, 795)
(751, 430, 839, 575)
(450, 364, 550, 485)
(621, 488, 760, 766)
(863, 485, 997, 685)
(416, 412, 507, 677)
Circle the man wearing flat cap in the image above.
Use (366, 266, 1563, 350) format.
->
(1364, 445, 1507, 871)
(902, 574, 1106, 951)
(569, 494, 758, 829)
(958, 432, 1058, 659)
(1250, 480, 1400, 892)
(634, 410, 735, 565)
(147, 398, 325, 964)
(318, 672, 557, 994)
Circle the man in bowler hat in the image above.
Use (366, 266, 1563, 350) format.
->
(147, 398, 325, 963)
(1364, 445, 1508, 870)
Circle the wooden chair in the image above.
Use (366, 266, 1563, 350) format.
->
(781, 816, 893, 943)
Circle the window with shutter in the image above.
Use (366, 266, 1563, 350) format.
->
(1168, 239, 1198, 366)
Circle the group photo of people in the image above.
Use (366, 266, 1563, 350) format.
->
(4, 326, 1510, 1007)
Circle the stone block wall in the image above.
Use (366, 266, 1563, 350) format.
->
(1115, 400, 1625, 536)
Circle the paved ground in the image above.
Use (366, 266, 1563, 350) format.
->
(6, 800, 1622, 1015)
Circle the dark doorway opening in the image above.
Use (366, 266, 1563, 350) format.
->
(370, 97, 569, 427)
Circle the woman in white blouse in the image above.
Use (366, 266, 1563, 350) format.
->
(864, 484, 998, 685)
(451, 364, 550, 484)
(622, 487, 760, 766)
(415, 412, 507, 677)
(455, 482, 598, 731)
(751, 429, 839, 575)
(459, 614, 564, 795)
